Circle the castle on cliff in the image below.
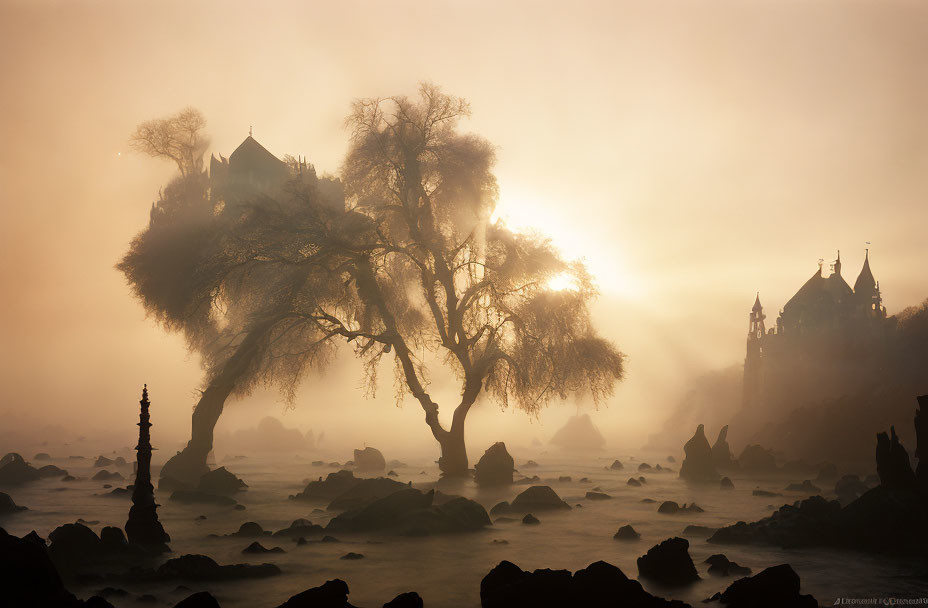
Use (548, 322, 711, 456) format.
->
(743, 250, 889, 412)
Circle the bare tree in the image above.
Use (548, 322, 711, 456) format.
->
(130, 107, 209, 177)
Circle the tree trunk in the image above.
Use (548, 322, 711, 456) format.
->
(159, 383, 234, 487)
(437, 422, 468, 478)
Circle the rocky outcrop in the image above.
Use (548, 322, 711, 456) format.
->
(613, 525, 640, 541)
(198, 467, 247, 495)
(916, 395, 928, 494)
(275, 578, 350, 608)
(292, 470, 362, 501)
(679, 425, 720, 482)
(474, 442, 515, 486)
(509, 486, 571, 512)
(711, 425, 735, 469)
(353, 447, 386, 471)
(549, 414, 606, 451)
(384, 591, 423, 608)
(0, 453, 41, 486)
(636, 537, 700, 586)
(272, 519, 323, 538)
(704, 554, 751, 577)
(480, 559, 691, 608)
(703, 564, 817, 608)
(242, 541, 284, 554)
(876, 426, 916, 491)
(657, 501, 703, 515)
(174, 592, 221, 608)
(327, 477, 406, 511)
(129, 554, 281, 582)
(325, 488, 490, 536)
(720, 477, 734, 490)
(0, 492, 27, 514)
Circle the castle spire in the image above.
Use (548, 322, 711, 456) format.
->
(834, 250, 842, 276)
(125, 384, 170, 554)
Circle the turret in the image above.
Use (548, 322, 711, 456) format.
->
(853, 249, 884, 317)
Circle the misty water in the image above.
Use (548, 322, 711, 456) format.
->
(2, 445, 926, 607)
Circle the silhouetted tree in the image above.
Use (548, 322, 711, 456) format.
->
(130, 107, 209, 178)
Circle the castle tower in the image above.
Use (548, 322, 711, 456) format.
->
(742, 294, 766, 409)
(853, 249, 885, 317)
(125, 385, 170, 553)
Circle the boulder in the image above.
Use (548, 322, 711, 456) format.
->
(737, 445, 777, 473)
(0, 453, 40, 486)
(94, 456, 114, 468)
(658, 501, 702, 515)
(327, 477, 406, 511)
(242, 541, 284, 554)
(636, 537, 700, 586)
(325, 489, 490, 536)
(174, 591, 221, 608)
(509, 486, 571, 512)
(613, 525, 640, 541)
(92, 470, 123, 482)
(48, 523, 104, 567)
(340, 552, 364, 560)
(276, 578, 350, 608)
(272, 519, 324, 538)
(638, 463, 652, 472)
(720, 477, 734, 490)
(522, 513, 540, 525)
(703, 564, 817, 608)
(549, 414, 606, 451)
(383, 591, 423, 608)
(292, 470, 362, 501)
(627, 478, 641, 487)
(353, 447, 386, 471)
(0, 492, 27, 514)
(679, 425, 720, 482)
(704, 554, 751, 577)
(480, 559, 690, 608)
(474, 442, 515, 487)
(198, 467, 247, 495)
(609, 460, 624, 470)
(0, 527, 90, 607)
(38, 464, 68, 478)
(711, 425, 735, 469)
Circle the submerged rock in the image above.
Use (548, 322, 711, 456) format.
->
(585, 491, 611, 500)
(522, 513, 540, 525)
(509, 486, 571, 512)
(614, 525, 640, 541)
(703, 564, 817, 608)
(609, 460, 624, 470)
(325, 488, 490, 536)
(704, 554, 751, 577)
(474, 442, 515, 487)
(627, 478, 641, 487)
(682, 525, 717, 537)
(198, 467, 247, 495)
(679, 425, 720, 482)
(636, 537, 700, 586)
(480, 559, 690, 608)
(340, 552, 364, 560)
(353, 447, 386, 471)
(327, 477, 406, 511)
(38, 464, 69, 478)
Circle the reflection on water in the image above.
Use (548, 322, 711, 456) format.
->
(2, 448, 926, 607)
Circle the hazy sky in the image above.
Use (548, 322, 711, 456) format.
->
(1, 0, 926, 456)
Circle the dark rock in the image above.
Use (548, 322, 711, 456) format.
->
(510, 486, 571, 512)
(641, 498, 657, 503)
(658, 501, 679, 514)
(340, 552, 364, 560)
(480, 559, 690, 608)
(383, 591, 423, 608)
(92, 470, 123, 482)
(614, 525, 640, 540)
(292, 470, 362, 501)
(242, 541, 284, 554)
(0, 491, 27, 514)
(558, 476, 572, 482)
(679, 425, 720, 482)
(737, 445, 777, 473)
(321, 535, 339, 542)
(94, 456, 114, 468)
(354, 447, 386, 471)
(704, 554, 751, 577)
(198, 467, 247, 495)
(48, 523, 104, 567)
(276, 578, 349, 608)
(137, 594, 158, 602)
(637, 537, 700, 586)
(585, 491, 611, 500)
(876, 426, 917, 490)
(638, 463, 652, 472)
(273, 518, 323, 538)
(916, 395, 928, 494)
(327, 477, 406, 511)
(151, 554, 281, 581)
(720, 477, 734, 490)
(170, 490, 237, 506)
(522, 513, 540, 525)
(704, 564, 817, 607)
(784, 480, 820, 493)
(174, 591, 221, 608)
(609, 460, 624, 470)
(34, 453, 51, 461)
(711, 425, 735, 469)
(682, 525, 717, 537)
(38, 464, 68, 478)
(229, 522, 265, 537)
(490, 501, 511, 515)
(0, 526, 91, 607)
(627, 478, 641, 487)
(387, 470, 398, 477)
(325, 489, 490, 535)
(0, 453, 41, 485)
(100, 527, 129, 553)
(474, 442, 515, 487)
(752, 489, 781, 497)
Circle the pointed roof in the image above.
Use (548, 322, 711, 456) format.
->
(854, 250, 876, 294)
(227, 135, 290, 184)
(783, 266, 826, 314)
(752, 293, 763, 312)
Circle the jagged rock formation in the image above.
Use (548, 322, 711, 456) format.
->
(0, 453, 40, 486)
(876, 425, 916, 490)
(480, 559, 691, 608)
(124, 385, 170, 554)
(711, 425, 735, 469)
(549, 414, 606, 451)
(636, 537, 700, 586)
(704, 554, 751, 577)
(679, 425, 720, 481)
(292, 470, 362, 501)
(474, 442, 515, 486)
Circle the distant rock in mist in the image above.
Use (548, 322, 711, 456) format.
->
(218, 417, 313, 453)
(549, 414, 606, 451)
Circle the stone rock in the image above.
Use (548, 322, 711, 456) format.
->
(474, 442, 515, 487)
(490, 501, 511, 515)
(638, 463, 652, 472)
(0, 492, 27, 514)
(480, 559, 690, 608)
(228, 522, 265, 537)
(198, 467, 247, 495)
(637, 537, 700, 586)
(92, 470, 123, 482)
(657, 501, 679, 514)
(679, 425, 720, 482)
(627, 478, 641, 487)
(876, 426, 916, 491)
(22, 530, 46, 546)
(148, 554, 281, 581)
(34, 453, 51, 461)
(737, 445, 778, 473)
(613, 525, 640, 541)
(609, 460, 624, 470)
(585, 491, 611, 500)
(383, 591, 423, 608)
(174, 591, 221, 608)
(340, 552, 364, 560)
(784, 480, 820, 493)
(170, 490, 237, 506)
(522, 513, 540, 525)
(704, 554, 751, 577)
(387, 470, 398, 477)
(720, 477, 734, 490)
(159, 476, 190, 492)
(0, 453, 40, 486)
(549, 414, 606, 451)
(292, 470, 362, 501)
(353, 447, 386, 471)
(703, 564, 817, 608)
(521, 460, 539, 468)
(272, 519, 323, 538)
(242, 541, 284, 554)
(275, 578, 350, 608)
(38, 464, 68, 478)
(751, 489, 781, 497)
(327, 477, 406, 511)
(94, 456, 114, 468)
(682, 525, 717, 537)
(711, 425, 735, 469)
(48, 523, 104, 567)
(510, 486, 571, 512)
(325, 488, 490, 536)
(0, 526, 89, 607)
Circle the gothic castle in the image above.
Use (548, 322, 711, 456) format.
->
(742, 251, 889, 413)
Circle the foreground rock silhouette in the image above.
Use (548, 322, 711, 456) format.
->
(636, 537, 700, 586)
(703, 564, 817, 607)
(474, 442, 515, 486)
(124, 385, 170, 554)
(480, 559, 691, 608)
(679, 425, 720, 482)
